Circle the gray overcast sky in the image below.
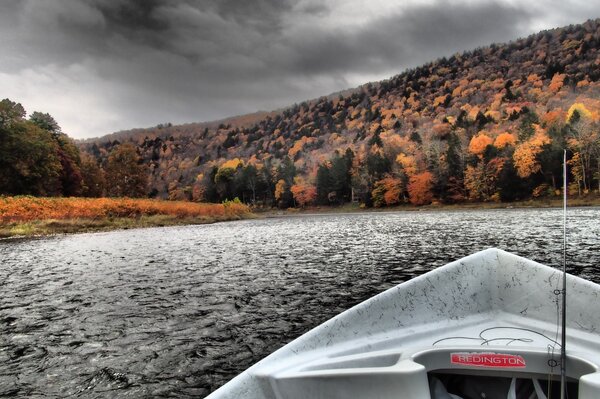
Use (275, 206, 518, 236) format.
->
(0, 0, 598, 139)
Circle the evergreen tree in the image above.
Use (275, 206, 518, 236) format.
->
(240, 164, 260, 204)
(366, 152, 390, 182)
(538, 125, 566, 190)
(409, 131, 422, 144)
(202, 166, 220, 202)
(368, 131, 383, 147)
(438, 133, 465, 202)
(498, 157, 530, 201)
(316, 164, 333, 205)
(518, 109, 539, 142)
(276, 156, 296, 185)
(29, 112, 61, 136)
(261, 160, 275, 206)
(330, 153, 351, 203)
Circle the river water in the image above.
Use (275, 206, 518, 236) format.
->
(0, 208, 599, 398)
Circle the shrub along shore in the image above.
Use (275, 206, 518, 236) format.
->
(0, 196, 252, 238)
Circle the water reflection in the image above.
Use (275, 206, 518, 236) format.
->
(0, 207, 598, 397)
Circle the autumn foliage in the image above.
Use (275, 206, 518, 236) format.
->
(512, 125, 551, 178)
(7, 20, 600, 209)
(274, 179, 287, 201)
(493, 132, 516, 149)
(566, 103, 595, 122)
(290, 183, 317, 207)
(468, 133, 494, 157)
(408, 172, 434, 205)
(372, 176, 403, 207)
(0, 196, 250, 223)
(464, 158, 505, 201)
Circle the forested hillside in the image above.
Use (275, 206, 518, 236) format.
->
(61, 20, 600, 206)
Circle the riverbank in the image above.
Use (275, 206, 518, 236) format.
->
(257, 195, 600, 217)
(2, 195, 598, 239)
(0, 197, 252, 239)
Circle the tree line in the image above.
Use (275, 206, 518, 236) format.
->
(191, 103, 600, 208)
(0, 99, 147, 198)
(2, 97, 598, 209)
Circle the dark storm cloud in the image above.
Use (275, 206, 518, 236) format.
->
(0, 0, 596, 137)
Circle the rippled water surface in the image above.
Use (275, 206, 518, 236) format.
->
(1, 208, 599, 397)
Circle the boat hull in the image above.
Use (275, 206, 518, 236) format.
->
(207, 248, 600, 398)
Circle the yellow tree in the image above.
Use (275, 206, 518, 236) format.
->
(396, 153, 417, 176)
(220, 158, 244, 170)
(494, 132, 516, 149)
(567, 152, 584, 195)
(512, 124, 551, 178)
(468, 132, 494, 158)
(274, 179, 287, 202)
(566, 103, 593, 121)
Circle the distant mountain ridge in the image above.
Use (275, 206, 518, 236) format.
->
(78, 110, 276, 144)
(80, 18, 600, 206)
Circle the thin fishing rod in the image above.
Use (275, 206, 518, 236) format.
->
(560, 149, 567, 399)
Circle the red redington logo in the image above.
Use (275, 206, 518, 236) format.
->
(450, 353, 526, 368)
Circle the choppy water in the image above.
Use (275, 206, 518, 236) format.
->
(0, 208, 599, 398)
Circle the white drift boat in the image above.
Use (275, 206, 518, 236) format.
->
(207, 248, 600, 398)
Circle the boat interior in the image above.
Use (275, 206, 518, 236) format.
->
(429, 372, 579, 399)
(261, 346, 599, 398)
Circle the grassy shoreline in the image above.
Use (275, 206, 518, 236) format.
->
(0, 197, 253, 239)
(0, 214, 255, 239)
(1, 196, 598, 239)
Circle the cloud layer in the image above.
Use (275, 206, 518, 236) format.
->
(0, 0, 598, 138)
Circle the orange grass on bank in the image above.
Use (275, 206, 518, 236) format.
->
(0, 196, 251, 223)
